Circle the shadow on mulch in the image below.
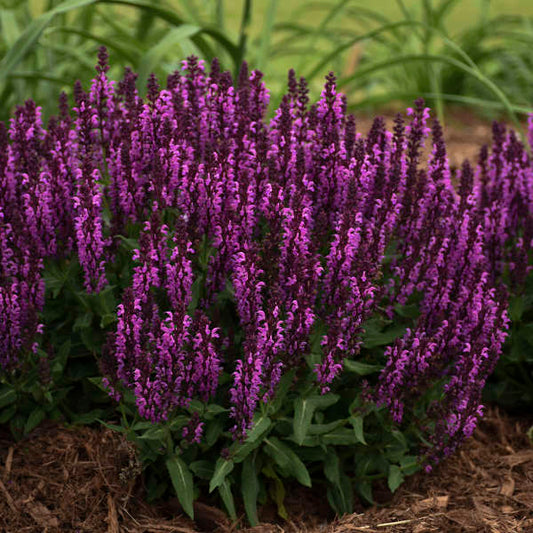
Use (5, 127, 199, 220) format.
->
(0, 408, 531, 532)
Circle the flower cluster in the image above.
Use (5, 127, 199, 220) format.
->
(1, 49, 528, 464)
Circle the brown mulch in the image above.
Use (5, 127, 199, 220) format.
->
(0, 408, 531, 532)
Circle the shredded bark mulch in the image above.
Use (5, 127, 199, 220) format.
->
(0, 408, 531, 532)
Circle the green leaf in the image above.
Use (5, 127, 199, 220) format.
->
(394, 302, 420, 319)
(264, 437, 312, 487)
(80, 328, 103, 354)
(344, 360, 382, 375)
(10, 413, 25, 440)
(307, 420, 344, 435)
(51, 340, 71, 380)
(0, 386, 16, 410)
(137, 426, 167, 444)
(87, 376, 107, 392)
(321, 427, 357, 446)
(205, 403, 228, 416)
(73, 312, 93, 331)
(293, 393, 339, 445)
(356, 479, 374, 504)
(24, 407, 46, 435)
(71, 409, 105, 425)
(387, 464, 404, 492)
(100, 313, 117, 328)
(43, 259, 79, 298)
(349, 415, 367, 445)
(324, 452, 353, 515)
(166, 455, 195, 519)
(363, 323, 406, 348)
(168, 415, 189, 432)
(204, 418, 224, 448)
(95, 287, 117, 317)
(0, 405, 17, 424)
(132, 420, 157, 431)
(241, 455, 259, 526)
(385, 430, 408, 461)
(267, 369, 295, 414)
(51, 26, 139, 63)
(97, 419, 127, 433)
(400, 456, 420, 476)
(219, 479, 237, 521)
(189, 460, 214, 480)
(509, 296, 525, 322)
(116, 235, 139, 251)
(232, 415, 272, 463)
(209, 457, 234, 493)
(263, 464, 288, 520)
(324, 451, 341, 485)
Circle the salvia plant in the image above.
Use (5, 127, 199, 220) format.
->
(0, 48, 532, 524)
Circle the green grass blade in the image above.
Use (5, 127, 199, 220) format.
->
(135, 0, 161, 41)
(7, 71, 71, 84)
(40, 42, 95, 71)
(103, 0, 239, 67)
(0, 9, 21, 48)
(0, 0, 97, 85)
(138, 24, 200, 83)
(340, 53, 522, 130)
(304, 20, 425, 82)
(49, 26, 140, 62)
(344, 5, 392, 25)
(296, 0, 351, 72)
(255, 0, 278, 71)
(215, 0, 225, 31)
(236, 0, 252, 76)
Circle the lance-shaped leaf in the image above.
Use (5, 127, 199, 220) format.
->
(209, 457, 234, 493)
(241, 455, 260, 526)
(264, 437, 311, 487)
(293, 393, 339, 445)
(166, 455, 195, 519)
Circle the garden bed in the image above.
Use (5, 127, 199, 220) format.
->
(0, 408, 531, 532)
(1, 110, 532, 533)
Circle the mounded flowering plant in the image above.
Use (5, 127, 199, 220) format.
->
(0, 49, 531, 523)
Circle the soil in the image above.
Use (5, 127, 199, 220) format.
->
(0, 114, 532, 533)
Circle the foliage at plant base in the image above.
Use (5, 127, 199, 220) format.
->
(0, 50, 531, 524)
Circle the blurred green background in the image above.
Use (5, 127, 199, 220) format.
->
(1, 0, 533, 122)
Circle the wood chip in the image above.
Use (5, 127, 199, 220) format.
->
(25, 501, 60, 528)
(412, 495, 449, 513)
(502, 450, 533, 467)
(500, 476, 515, 497)
(0, 478, 18, 514)
(107, 493, 119, 533)
(3, 446, 13, 481)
